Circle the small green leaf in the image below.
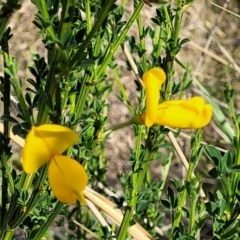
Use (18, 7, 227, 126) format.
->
(79, 59, 95, 67)
(205, 201, 217, 215)
(12, 124, 22, 135)
(179, 38, 190, 45)
(161, 199, 171, 209)
(1, 115, 19, 123)
(205, 145, 222, 166)
(208, 167, 220, 178)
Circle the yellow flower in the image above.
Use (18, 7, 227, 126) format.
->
(142, 68, 166, 127)
(135, 97, 212, 129)
(22, 124, 88, 204)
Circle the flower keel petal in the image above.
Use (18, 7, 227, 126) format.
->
(48, 155, 88, 204)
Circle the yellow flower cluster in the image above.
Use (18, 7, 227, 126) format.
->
(137, 68, 213, 128)
(22, 124, 88, 204)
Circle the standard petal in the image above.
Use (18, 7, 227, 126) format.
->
(142, 68, 166, 127)
(48, 155, 88, 204)
(22, 126, 52, 173)
(35, 124, 79, 155)
(22, 124, 79, 173)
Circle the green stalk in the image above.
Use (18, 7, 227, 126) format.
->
(85, 0, 92, 34)
(31, 202, 64, 239)
(1, 33, 11, 228)
(158, 152, 173, 199)
(233, 137, 240, 197)
(73, 73, 90, 122)
(36, 0, 77, 125)
(18, 173, 33, 190)
(136, 11, 147, 71)
(35, 0, 55, 40)
(96, 2, 144, 78)
(172, 130, 202, 237)
(113, 68, 135, 114)
(162, 6, 173, 100)
(117, 128, 152, 240)
(117, 206, 133, 240)
(171, 0, 184, 56)
(189, 188, 198, 236)
(225, 83, 239, 138)
(106, 120, 134, 133)
(225, 83, 240, 196)
(179, 63, 191, 99)
(69, 1, 116, 119)
(2, 230, 14, 240)
(0, 18, 9, 43)
(3, 53, 31, 123)
(69, 0, 116, 67)
(153, 26, 163, 63)
(171, 168, 192, 238)
(132, 126, 143, 195)
(74, 2, 142, 121)
(58, 0, 76, 40)
(9, 165, 49, 229)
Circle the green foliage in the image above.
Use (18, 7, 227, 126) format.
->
(0, 0, 240, 239)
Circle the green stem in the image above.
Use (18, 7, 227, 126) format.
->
(69, 0, 116, 67)
(189, 190, 198, 236)
(117, 128, 152, 240)
(113, 68, 135, 114)
(172, 131, 202, 237)
(136, 11, 147, 71)
(73, 74, 90, 122)
(36, 52, 59, 125)
(172, 0, 184, 56)
(2, 229, 14, 240)
(96, 2, 144, 78)
(132, 126, 143, 189)
(153, 26, 163, 63)
(31, 202, 64, 239)
(3, 53, 31, 123)
(179, 63, 191, 99)
(36, 0, 76, 125)
(117, 206, 133, 240)
(85, 0, 92, 34)
(233, 138, 240, 195)
(107, 120, 134, 133)
(158, 152, 173, 199)
(58, 0, 76, 40)
(18, 173, 34, 190)
(33, 0, 55, 40)
(69, 2, 116, 120)
(9, 165, 49, 229)
(1, 33, 10, 228)
(162, 6, 173, 101)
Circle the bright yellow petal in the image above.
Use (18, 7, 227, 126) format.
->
(142, 68, 166, 127)
(189, 104, 213, 128)
(22, 124, 79, 173)
(155, 97, 205, 128)
(48, 155, 88, 204)
(22, 126, 52, 173)
(34, 124, 79, 155)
